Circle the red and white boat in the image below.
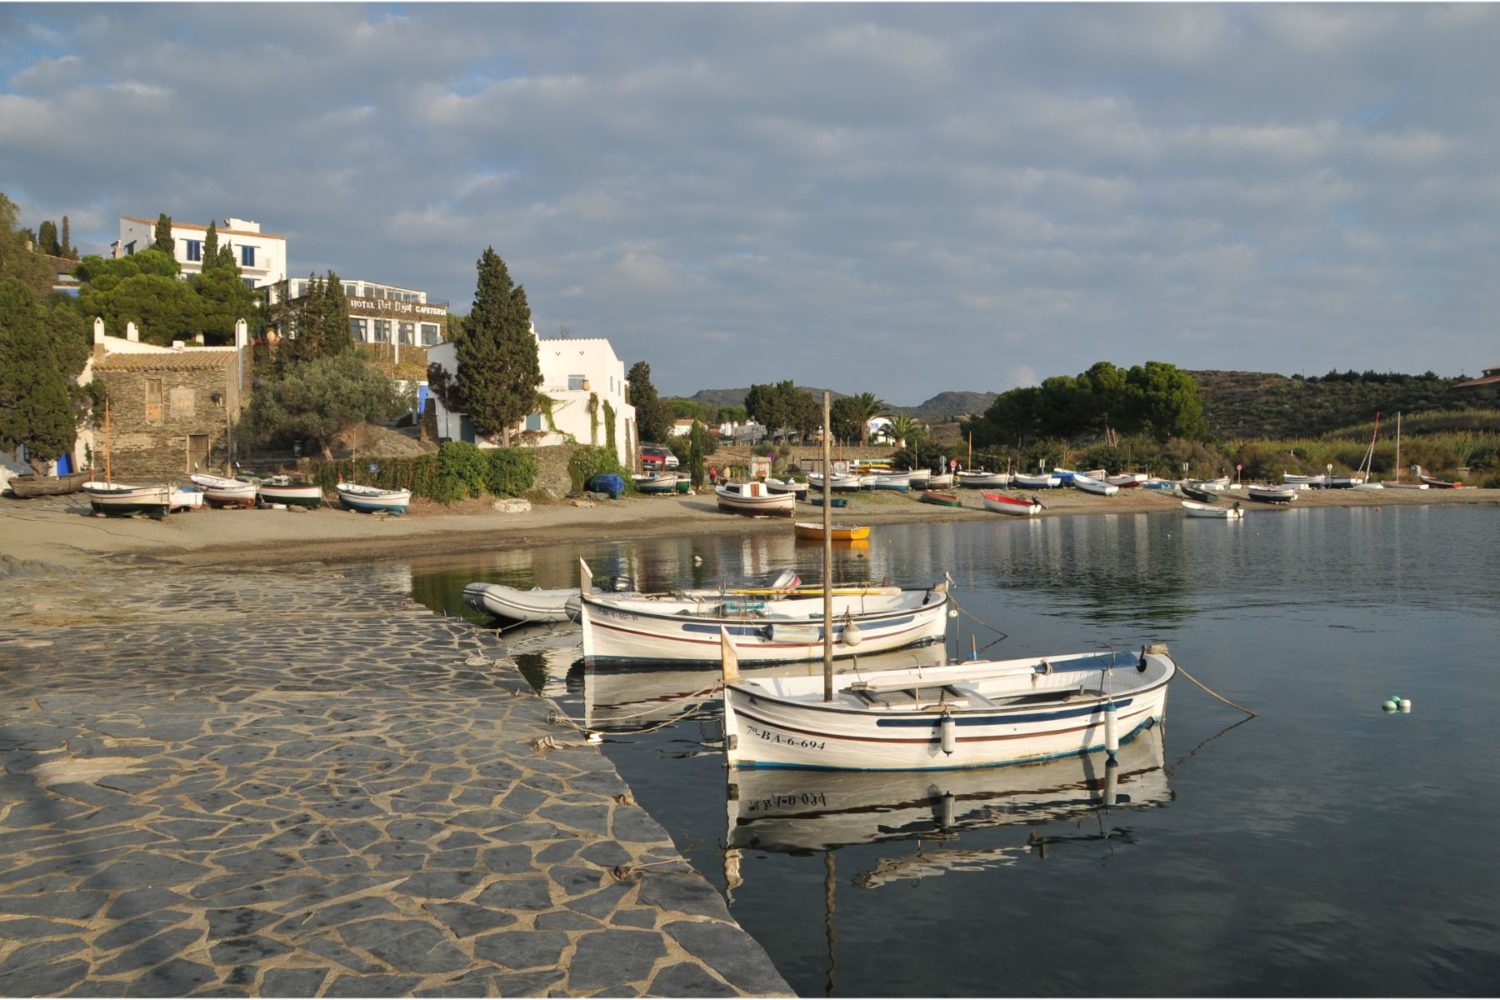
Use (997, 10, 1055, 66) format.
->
(981, 492, 1043, 517)
(716, 481, 797, 517)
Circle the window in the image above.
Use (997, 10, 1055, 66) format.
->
(145, 379, 163, 422)
(374, 319, 392, 343)
(420, 323, 440, 345)
(240, 245, 255, 267)
(568, 374, 588, 390)
(343, 284, 357, 296)
(350, 318, 368, 342)
(125, 241, 136, 256)
(186, 240, 202, 262)
(398, 322, 415, 345)
(525, 413, 542, 431)
(170, 386, 195, 419)
(242, 278, 256, 289)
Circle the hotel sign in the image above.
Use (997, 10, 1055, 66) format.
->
(348, 298, 447, 319)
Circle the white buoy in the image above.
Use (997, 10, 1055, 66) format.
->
(1103, 757, 1119, 807)
(1104, 701, 1119, 757)
(1400, 699, 1411, 712)
(939, 791, 955, 828)
(940, 713, 956, 755)
(842, 620, 862, 646)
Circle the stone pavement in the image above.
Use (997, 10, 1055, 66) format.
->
(0, 559, 791, 997)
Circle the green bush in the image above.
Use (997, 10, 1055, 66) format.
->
(568, 445, 625, 493)
(485, 448, 537, 497)
(435, 440, 488, 503)
(312, 455, 439, 498)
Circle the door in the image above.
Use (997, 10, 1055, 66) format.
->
(187, 434, 210, 472)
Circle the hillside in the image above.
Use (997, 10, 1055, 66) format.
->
(679, 387, 995, 424)
(1191, 370, 1467, 439)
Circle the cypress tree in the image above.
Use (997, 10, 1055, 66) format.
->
(37, 220, 60, 256)
(151, 213, 175, 256)
(203, 221, 219, 270)
(61, 216, 73, 258)
(457, 247, 540, 446)
(318, 270, 351, 357)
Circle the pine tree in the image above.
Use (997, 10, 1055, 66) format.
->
(0, 278, 77, 473)
(457, 247, 540, 446)
(151, 213, 175, 256)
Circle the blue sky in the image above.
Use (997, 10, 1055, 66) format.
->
(3, 4, 1497, 403)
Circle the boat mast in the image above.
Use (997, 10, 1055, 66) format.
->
(104, 399, 112, 485)
(1395, 411, 1402, 482)
(822, 391, 834, 703)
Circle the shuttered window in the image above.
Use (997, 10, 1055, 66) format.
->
(146, 379, 163, 422)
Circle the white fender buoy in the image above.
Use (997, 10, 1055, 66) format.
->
(939, 791, 955, 828)
(940, 713, 956, 755)
(1104, 701, 1119, 757)
(842, 620, 862, 646)
(1103, 757, 1119, 807)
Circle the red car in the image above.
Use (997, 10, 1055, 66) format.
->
(640, 445, 679, 470)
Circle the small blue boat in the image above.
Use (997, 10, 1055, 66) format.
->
(587, 473, 625, 499)
(808, 495, 849, 508)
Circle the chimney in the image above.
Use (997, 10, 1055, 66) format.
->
(126, 322, 139, 343)
(93, 317, 106, 361)
(172, 341, 185, 349)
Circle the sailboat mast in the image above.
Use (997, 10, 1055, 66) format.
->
(1395, 411, 1402, 482)
(822, 391, 834, 703)
(104, 400, 112, 485)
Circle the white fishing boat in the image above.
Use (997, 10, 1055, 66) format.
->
(1182, 499, 1243, 519)
(1070, 473, 1119, 496)
(189, 473, 258, 508)
(81, 482, 172, 519)
(170, 485, 205, 512)
(926, 473, 954, 489)
(806, 472, 863, 493)
(1012, 473, 1061, 489)
(335, 481, 412, 513)
(1247, 484, 1299, 504)
(956, 470, 1010, 489)
(632, 472, 680, 495)
(871, 472, 911, 491)
(905, 469, 931, 489)
(716, 480, 797, 517)
(257, 476, 324, 508)
(764, 477, 809, 499)
(720, 633, 1176, 771)
(980, 492, 1043, 517)
(463, 582, 582, 623)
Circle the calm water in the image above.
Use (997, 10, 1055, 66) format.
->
(408, 504, 1500, 996)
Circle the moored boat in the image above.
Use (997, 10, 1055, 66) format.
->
(463, 582, 582, 623)
(980, 492, 1043, 516)
(1179, 482, 1218, 503)
(794, 521, 870, 542)
(258, 477, 323, 508)
(335, 481, 412, 514)
(1182, 499, 1243, 519)
(6, 470, 89, 498)
(81, 481, 172, 519)
(189, 473, 258, 508)
(919, 491, 963, 508)
(720, 634, 1176, 771)
(716, 481, 797, 517)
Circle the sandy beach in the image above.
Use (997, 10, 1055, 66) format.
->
(4, 483, 1495, 574)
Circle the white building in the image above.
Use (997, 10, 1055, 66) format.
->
(265, 277, 448, 347)
(427, 326, 636, 466)
(112, 216, 287, 290)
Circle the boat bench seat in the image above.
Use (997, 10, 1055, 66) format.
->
(853, 685, 971, 710)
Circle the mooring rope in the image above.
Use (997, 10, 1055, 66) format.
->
(1174, 662, 1257, 717)
(540, 682, 725, 741)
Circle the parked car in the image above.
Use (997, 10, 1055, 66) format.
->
(640, 445, 680, 470)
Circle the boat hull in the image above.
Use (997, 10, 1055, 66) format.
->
(1182, 500, 1242, 519)
(956, 472, 1010, 489)
(633, 474, 680, 495)
(1247, 486, 1298, 504)
(7, 471, 88, 498)
(258, 483, 323, 508)
(920, 491, 963, 508)
(1012, 474, 1061, 489)
(980, 492, 1041, 516)
(581, 586, 951, 666)
(724, 648, 1175, 771)
(82, 482, 172, 518)
(716, 483, 796, 517)
(189, 474, 258, 507)
(464, 582, 581, 623)
(1071, 474, 1119, 496)
(794, 521, 870, 541)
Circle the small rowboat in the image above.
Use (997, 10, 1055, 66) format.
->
(716, 481, 796, 517)
(1070, 473, 1119, 496)
(258, 477, 323, 508)
(336, 481, 412, 513)
(807, 495, 848, 508)
(189, 473, 258, 508)
(1182, 500, 1243, 519)
(82, 481, 172, 519)
(464, 582, 582, 623)
(981, 492, 1043, 516)
(1179, 482, 1218, 503)
(632, 473, 680, 495)
(1012, 473, 1061, 489)
(871, 473, 911, 491)
(1247, 484, 1298, 504)
(6, 470, 88, 498)
(956, 470, 1010, 489)
(765, 477, 809, 499)
(807, 472, 864, 493)
(1415, 466, 1463, 489)
(794, 521, 870, 542)
(920, 491, 963, 508)
(926, 473, 954, 489)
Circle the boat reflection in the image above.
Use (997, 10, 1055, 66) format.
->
(725, 726, 1170, 889)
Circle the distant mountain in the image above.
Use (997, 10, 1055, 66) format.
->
(678, 387, 995, 423)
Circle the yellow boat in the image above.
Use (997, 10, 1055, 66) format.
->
(794, 521, 871, 542)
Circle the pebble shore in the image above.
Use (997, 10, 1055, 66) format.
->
(0, 560, 790, 997)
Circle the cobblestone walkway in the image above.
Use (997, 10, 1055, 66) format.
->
(0, 561, 790, 997)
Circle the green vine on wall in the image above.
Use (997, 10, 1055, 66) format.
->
(603, 400, 617, 453)
(588, 392, 599, 446)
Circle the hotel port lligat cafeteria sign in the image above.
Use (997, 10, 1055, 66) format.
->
(348, 297, 446, 319)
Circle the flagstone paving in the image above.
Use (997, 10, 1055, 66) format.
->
(0, 561, 790, 997)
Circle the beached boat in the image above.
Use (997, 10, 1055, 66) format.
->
(926, 473, 954, 489)
(336, 481, 412, 514)
(956, 470, 1010, 489)
(463, 582, 582, 623)
(632, 472, 680, 495)
(807, 472, 864, 493)
(794, 521, 869, 542)
(1141, 477, 1178, 490)
(257, 477, 323, 508)
(906, 470, 931, 489)
(1379, 414, 1428, 489)
(1179, 482, 1218, 503)
(1414, 466, 1463, 489)
(1247, 484, 1298, 504)
(1012, 473, 1061, 489)
(716, 481, 797, 517)
(807, 495, 848, 508)
(1182, 499, 1243, 519)
(579, 566, 951, 666)
(720, 633, 1176, 771)
(189, 473, 258, 508)
(6, 470, 89, 498)
(920, 491, 963, 508)
(872, 473, 911, 492)
(725, 726, 1169, 854)
(1104, 474, 1144, 488)
(764, 477, 809, 499)
(980, 492, 1043, 517)
(170, 486, 205, 512)
(81, 481, 172, 519)
(1071, 473, 1119, 496)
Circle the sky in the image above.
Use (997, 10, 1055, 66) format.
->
(3, 4, 1498, 405)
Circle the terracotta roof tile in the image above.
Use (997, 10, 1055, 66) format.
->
(97, 351, 237, 371)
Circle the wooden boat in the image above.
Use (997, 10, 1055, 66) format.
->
(1104, 474, 1144, 488)
(1247, 484, 1298, 504)
(580, 563, 951, 666)
(905, 470, 931, 489)
(807, 495, 848, 508)
(716, 480, 796, 517)
(1179, 482, 1218, 503)
(765, 477, 809, 499)
(795, 521, 869, 542)
(980, 492, 1042, 517)
(463, 582, 581, 623)
(925, 473, 954, 489)
(1051, 468, 1078, 485)
(81, 481, 172, 519)
(335, 481, 412, 513)
(257, 477, 323, 508)
(956, 470, 1010, 489)
(807, 472, 863, 493)
(632, 472, 680, 495)
(720, 634, 1175, 770)
(6, 470, 88, 498)
(725, 726, 1169, 853)
(170, 486, 205, 512)
(1182, 499, 1243, 519)
(1070, 473, 1119, 496)
(920, 491, 963, 508)
(1414, 466, 1463, 489)
(1282, 472, 1322, 487)
(872, 473, 911, 492)
(189, 473, 258, 508)
(1012, 473, 1061, 489)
